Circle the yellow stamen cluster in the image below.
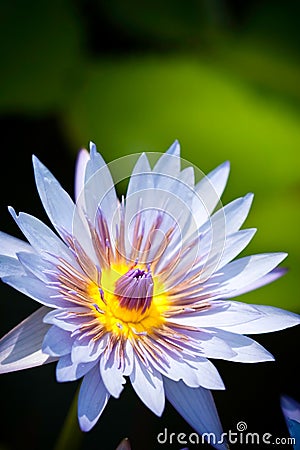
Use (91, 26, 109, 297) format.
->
(87, 263, 170, 340)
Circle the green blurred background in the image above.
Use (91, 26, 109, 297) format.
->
(0, 1, 299, 449)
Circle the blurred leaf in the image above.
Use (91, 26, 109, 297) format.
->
(0, 0, 83, 112)
(63, 56, 300, 189)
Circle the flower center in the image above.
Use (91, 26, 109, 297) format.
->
(114, 267, 153, 314)
(87, 263, 169, 339)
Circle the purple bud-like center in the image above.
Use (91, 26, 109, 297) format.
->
(114, 267, 154, 314)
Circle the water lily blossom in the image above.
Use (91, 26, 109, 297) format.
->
(0, 141, 299, 450)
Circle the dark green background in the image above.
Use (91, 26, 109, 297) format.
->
(0, 1, 299, 449)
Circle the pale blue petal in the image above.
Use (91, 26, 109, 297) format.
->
(157, 357, 200, 388)
(42, 326, 73, 357)
(0, 255, 25, 277)
(123, 340, 134, 376)
(199, 161, 230, 201)
(193, 358, 225, 390)
(32, 155, 75, 238)
(0, 306, 55, 373)
(8, 208, 75, 264)
(227, 268, 287, 297)
(130, 356, 165, 416)
(199, 193, 254, 238)
(209, 329, 274, 362)
(216, 228, 257, 269)
(43, 308, 89, 331)
(171, 301, 262, 328)
(201, 228, 256, 276)
(2, 273, 71, 308)
(100, 351, 126, 398)
(85, 141, 107, 182)
(203, 252, 288, 295)
(190, 228, 257, 284)
(221, 303, 300, 334)
(71, 334, 109, 363)
(187, 332, 236, 361)
(0, 231, 31, 257)
(164, 379, 227, 450)
(127, 152, 153, 197)
(78, 364, 110, 431)
(75, 148, 89, 201)
(162, 357, 224, 390)
(153, 140, 181, 181)
(56, 354, 96, 382)
(84, 142, 118, 235)
(193, 161, 230, 226)
(17, 251, 55, 282)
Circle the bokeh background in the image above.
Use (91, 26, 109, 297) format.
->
(0, 1, 299, 449)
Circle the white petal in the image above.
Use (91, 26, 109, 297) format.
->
(170, 301, 262, 328)
(56, 354, 96, 382)
(209, 253, 288, 296)
(221, 303, 300, 334)
(2, 274, 71, 308)
(193, 161, 230, 226)
(32, 155, 75, 239)
(130, 356, 165, 416)
(75, 148, 90, 201)
(0, 231, 32, 257)
(42, 326, 74, 357)
(163, 356, 224, 390)
(43, 307, 88, 331)
(193, 358, 225, 390)
(127, 152, 153, 197)
(164, 379, 227, 450)
(200, 229, 257, 278)
(8, 208, 75, 264)
(71, 334, 108, 364)
(0, 306, 55, 373)
(199, 193, 254, 238)
(83, 142, 118, 236)
(227, 268, 287, 297)
(0, 255, 25, 277)
(78, 364, 110, 432)
(100, 350, 126, 398)
(153, 140, 181, 181)
(210, 329, 274, 362)
(190, 332, 236, 360)
(17, 251, 55, 282)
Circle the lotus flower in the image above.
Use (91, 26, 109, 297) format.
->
(0, 141, 299, 450)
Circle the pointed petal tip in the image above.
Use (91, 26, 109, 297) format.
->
(272, 252, 288, 264)
(8, 206, 17, 218)
(77, 148, 89, 157)
(32, 154, 43, 167)
(218, 160, 230, 172)
(245, 192, 254, 202)
(78, 415, 94, 432)
(89, 141, 97, 155)
(167, 140, 180, 156)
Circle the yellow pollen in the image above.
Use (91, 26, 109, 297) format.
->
(87, 263, 169, 339)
